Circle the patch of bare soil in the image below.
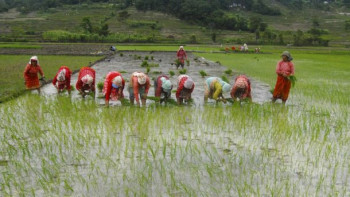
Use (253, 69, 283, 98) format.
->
(41, 51, 272, 106)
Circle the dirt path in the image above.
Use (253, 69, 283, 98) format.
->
(41, 51, 272, 106)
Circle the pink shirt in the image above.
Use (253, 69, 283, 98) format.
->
(276, 60, 294, 76)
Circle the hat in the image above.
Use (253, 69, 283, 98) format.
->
(179, 46, 184, 50)
(57, 69, 66, 81)
(222, 83, 231, 93)
(112, 76, 122, 86)
(161, 77, 172, 92)
(82, 74, 93, 85)
(29, 56, 38, 64)
(184, 78, 194, 89)
(281, 51, 293, 61)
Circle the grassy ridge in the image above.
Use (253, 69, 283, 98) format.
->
(0, 55, 101, 102)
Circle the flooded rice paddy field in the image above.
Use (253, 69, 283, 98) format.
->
(0, 52, 349, 196)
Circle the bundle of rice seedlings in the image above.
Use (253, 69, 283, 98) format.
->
(199, 70, 207, 78)
(140, 60, 148, 67)
(169, 70, 175, 77)
(221, 75, 229, 83)
(224, 69, 232, 75)
(97, 81, 104, 92)
(179, 69, 187, 74)
(186, 60, 190, 67)
(148, 63, 159, 67)
(287, 75, 297, 87)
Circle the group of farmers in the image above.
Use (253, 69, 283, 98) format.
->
(24, 47, 294, 106)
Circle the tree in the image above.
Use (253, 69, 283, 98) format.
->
(345, 20, 350, 31)
(81, 17, 93, 34)
(98, 23, 109, 36)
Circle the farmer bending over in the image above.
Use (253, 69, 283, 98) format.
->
(154, 75, 172, 104)
(204, 77, 231, 104)
(176, 46, 187, 69)
(103, 71, 125, 107)
(76, 67, 96, 98)
(272, 51, 295, 105)
(230, 75, 252, 102)
(176, 74, 194, 105)
(52, 66, 72, 94)
(23, 56, 45, 94)
(128, 72, 150, 107)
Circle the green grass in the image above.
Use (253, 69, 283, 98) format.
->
(0, 43, 42, 49)
(0, 55, 101, 102)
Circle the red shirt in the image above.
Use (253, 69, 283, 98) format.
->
(276, 60, 294, 76)
(76, 67, 95, 91)
(23, 64, 44, 89)
(176, 76, 194, 99)
(155, 75, 171, 97)
(177, 49, 187, 60)
(130, 75, 150, 103)
(52, 66, 72, 90)
(103, 71, 125, 102)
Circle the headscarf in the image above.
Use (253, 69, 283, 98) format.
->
(160, 77, 172, 92)
(133, 72, 147, 85)
(82, 74, 93, 85)
(29, 56, 39, 64)
(112, 76, 122, 86)
(179, 46, 184, 50)
(281, 51, 293, 61)
(222, 83, 231, 93)
(57, 69, 66, 81)
(184, 78, 194, 89)
(235, 78, 246, 88)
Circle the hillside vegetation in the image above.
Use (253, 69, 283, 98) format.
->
(0, 0, 349, 46)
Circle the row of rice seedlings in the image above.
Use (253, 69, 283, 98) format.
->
(0, 92, 349, 195)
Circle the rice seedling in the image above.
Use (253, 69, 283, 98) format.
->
(97, 81, 104, 92)
(221, 75, 229, 83)
(120, 53, 124, 57)
(140, 60, 148, 67)
(179, 69, 187, 74)
(146, 67, 151, 74)
(169, 70, 175, 77)
(287, 75, 297, 87)
(186, 60, 190, 67)
(224, 69, 233, 75)
(144, 56, 149, 60)
(148, 63, 159, 67)
(0, 46, 349, 196)
(199, 70, 208, 78)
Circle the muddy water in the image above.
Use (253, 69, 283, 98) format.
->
(41, 51, 272, 106)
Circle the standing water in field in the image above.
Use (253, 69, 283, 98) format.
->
(40, 51, 272, 105)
